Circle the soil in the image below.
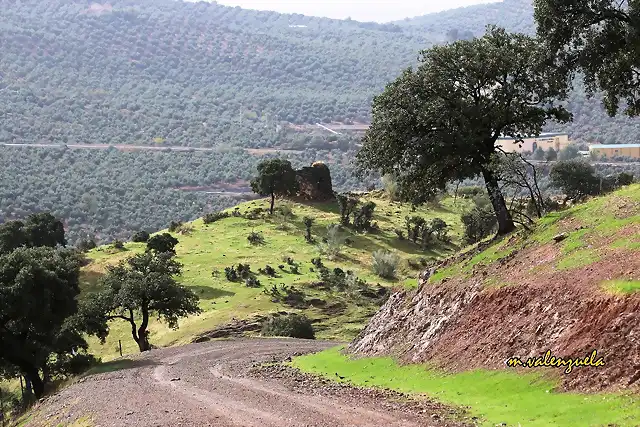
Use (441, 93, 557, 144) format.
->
(350, 210, 640, 393)
(25, 339, 470, 427)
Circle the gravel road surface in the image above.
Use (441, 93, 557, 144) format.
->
(28, 338, 468, 427)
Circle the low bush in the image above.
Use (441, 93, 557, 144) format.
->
(260, 314, 315, 339)
(371, 250, 400, 279)
(203, 211, 230, 224)
(245, 276, 261, 288)
(131, 230, 150, 243)
(112, 240, 125, 250)
(247, 231, 265, 245)
(168, 220, 183, 232)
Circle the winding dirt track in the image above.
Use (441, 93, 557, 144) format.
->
(31, 339, 451, 427)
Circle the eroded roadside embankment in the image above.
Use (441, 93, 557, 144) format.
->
(350, 189, 640, 393)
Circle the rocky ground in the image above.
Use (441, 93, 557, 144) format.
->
(23, 338, 472, 427)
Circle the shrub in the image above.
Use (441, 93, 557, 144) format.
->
(247, 231, 265, 245)
(77, 238, 97, 252)
(224, 266, 239, 282)
(177, 223, 194, 235)
(303, 216, 314, 242)
(112, 240, 125, 250)
(407, 258, 422, 270)
(462, 207, 497, 244)
(147, 233, 179, 254)
(263, 265, 277, 277)
(319, 224, 346, 259)
(131, 230, 150, 243)
(245, 276, 261, 288)
(282, 256, 295, 265)
(335, 193, 359, 225)
(371, 250, 400, 279)
(245, 207, 264, 220)
(203, 211, 230, 224)
(237, 263, 252, 279)
(430, 218, 449, 240)
(618, 172, 635, 186)
(168, 220, 183, 232)
(290, 265, 300, 274)
(311, 257, 324, 269)
(353, 201, 376, 232)
(394, 229, 405, 240)
(261, 314, 315, 339)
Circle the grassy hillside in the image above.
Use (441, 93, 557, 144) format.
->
(292, 184, 640, 426)
(81, 193, 471, 360)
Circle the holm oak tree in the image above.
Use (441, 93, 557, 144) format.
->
(81, 251, 201, 352)
(250, 159, 298, 214)
(356, 27, 571, 235)
(534, 0, 640, 116)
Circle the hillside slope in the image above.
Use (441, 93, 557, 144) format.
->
(82, 193, 470, 360)
(349, 184, 640, 392)
(0, 0, 638, 147)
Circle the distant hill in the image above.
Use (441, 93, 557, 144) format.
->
(0, 0, 639, 149)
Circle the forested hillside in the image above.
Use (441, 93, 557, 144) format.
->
(1, 0, 638, 148)
(1, 0, 639, 244)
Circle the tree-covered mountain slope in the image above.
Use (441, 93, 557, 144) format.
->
(1, 0, 639, 148)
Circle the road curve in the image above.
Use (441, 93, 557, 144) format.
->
(29, 338, 452, 427)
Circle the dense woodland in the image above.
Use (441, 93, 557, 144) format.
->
(0, 147, 375, 243)
(1, 0, 640, 243)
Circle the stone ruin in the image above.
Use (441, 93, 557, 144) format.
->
(295, 161, 334, 201)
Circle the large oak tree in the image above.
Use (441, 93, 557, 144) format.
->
(81, 251, 201, 352)
(250, 159, 299, 214)
(0, 247, 85, 398)
(356, 27, 570, 235)
(534, 0, 640, 116)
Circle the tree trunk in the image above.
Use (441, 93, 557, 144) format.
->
(270, 193, 275, 215)
(482, 168, 516, 235)
(137, 305, 151, 352)
(23, 366, 44, 399)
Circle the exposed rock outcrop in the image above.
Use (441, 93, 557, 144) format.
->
(296, 162, 334, 201)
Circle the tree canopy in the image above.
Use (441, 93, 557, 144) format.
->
(357, 27, 570, 235)
(534, 0, 640, 117)
(0, 247, 87, 398)
(250, 159, 299, 214)
(80, 251, 201, 352)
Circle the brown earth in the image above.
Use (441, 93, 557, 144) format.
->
(24, 339, 470, 427)
(349, 213, 640, 393)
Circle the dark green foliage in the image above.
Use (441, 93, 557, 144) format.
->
(534, 0, 640, 116)
(76, 238, 97, 252)
(203, 211, 230, 224)
(545, 148, 558, 162)
(225, 264, 252, 282)
(0, 213, 66, 255)
(462, 207, 498, 245)
(394, 229, 405, 240)
(311, 257, 324, 269)
(430, 218, 449, 241)
(250, 159, 298, 215)
(405, 216, 427, 244)
(0, 247, 88, 398)
(558, 145, 581, 161)
(260, 265, 277, 277)
(550, 160, 600, 202)
(353, 201, 376, 232)
(245, 276, 261, 288)
(263, 284, 307, 308)
(283, 256, 295, 266)
(303, 216, 315, 242)
(357, 27, 570, 236)
(112, 240, 125, 250)
(261, 314, 315, 339)
(131, 230, 150, 243)
(168, 221, 183, 233)
(618, 172, 635, 186)
(335, 193, 359, 226)
(78, 251, 201, 352)
(290, 265, 300, 275)
(247, 231, 265, 245)
(147, 233, 179, 254)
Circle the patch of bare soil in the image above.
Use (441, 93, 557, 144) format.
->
(24, 339, 467, 427)
(350, 218, 640, 393)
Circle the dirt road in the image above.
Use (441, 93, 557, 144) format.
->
(29, 339, 464, 427)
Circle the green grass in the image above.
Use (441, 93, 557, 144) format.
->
(82, 194, 471, 360)
(602, 279, 640, 294)
(293, 347, 640, 427)
(556, 248, 601, 270)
